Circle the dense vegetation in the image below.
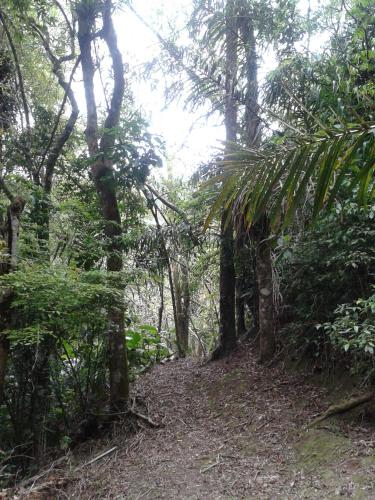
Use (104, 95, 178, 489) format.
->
(0, 0, 373, 486)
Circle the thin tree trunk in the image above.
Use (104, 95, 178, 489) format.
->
(212, 211, 236, 358)
(30, 342, 51, 462)
(211, 0, 238, 360)
(148, 202, 181, 357)
(173, 262, 190, 357)
(157, 275, 164, 334)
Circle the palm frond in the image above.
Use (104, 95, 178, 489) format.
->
(204, 121, 375, 231)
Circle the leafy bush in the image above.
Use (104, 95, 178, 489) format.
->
(127, 324, 170, 377)
(0, 264, 123, 346)
(318, 289, 375, 355)
(280, 199, 375, 325)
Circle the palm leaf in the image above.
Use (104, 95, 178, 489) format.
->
(203, 121, 375, 232)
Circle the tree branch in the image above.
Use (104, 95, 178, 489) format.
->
(0, 177, 14, 202)
(29, 23, 80, 192)
(77, 2, 100, 157)
(144, 183, 190, 225)
(99, 0, 125, 154)
(43, 57, 80, 193)
(0, 8, 30, 132)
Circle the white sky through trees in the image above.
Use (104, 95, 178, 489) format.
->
(115, 0, 224, 178)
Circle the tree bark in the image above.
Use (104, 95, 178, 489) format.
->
(236, 10, 262, 338)
(254, 218, 276, 362)
(77, 0, 129, 412)
(0, 194, 25, 404)
(211, 0, 238, 360)
(157, 275, 164, 334)
(173, 262, 190, 357)
(235, 224, 247, 338)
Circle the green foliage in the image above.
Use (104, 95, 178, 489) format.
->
(204, 120, 375, 232)
(126, 324, 170, 377)
(281, 197, 375, 324)
(318, 289, 375, 355)
(0, 264, 124, 346)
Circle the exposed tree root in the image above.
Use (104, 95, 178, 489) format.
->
(209, 342, 237, 362)
(130, 398, 160, 428)
(308, 392, 374, 428)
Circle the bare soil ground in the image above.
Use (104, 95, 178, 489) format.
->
(12, 347, 375, 499)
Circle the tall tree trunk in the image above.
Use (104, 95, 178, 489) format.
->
(239, 9, 276, 357)
(0, 194, 25, 404)
(235, 11, 261, 338)
(28, 39, 79, 459)
(254, 217, 276, 362)
(211, 0, 238, 360)
(77, 0, 129, 412)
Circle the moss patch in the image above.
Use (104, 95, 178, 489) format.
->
(295, 428, 351, 472)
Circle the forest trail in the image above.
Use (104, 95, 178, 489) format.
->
(59, 347, 375, 500)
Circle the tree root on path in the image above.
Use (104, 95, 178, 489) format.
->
(209, 342, 237, 362)
(129, 398, 160, 428)
(308, 392, 374, 428)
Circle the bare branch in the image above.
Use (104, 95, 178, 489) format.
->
(43, 57, 80, 193)
(53, 0, 74, 41)
(144, 183, 190, 225)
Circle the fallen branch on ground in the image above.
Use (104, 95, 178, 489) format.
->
(75, 446, 118, 470)
(18, 455, 68, 488)
(308, 392, 374, 428)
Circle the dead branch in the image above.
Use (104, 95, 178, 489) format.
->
(145, 183, 190, 226)
(75, 446, 118, 470)
(18, 455, 68, 488)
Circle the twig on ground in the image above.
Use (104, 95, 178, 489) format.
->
(255, 417, 274, 431)
(19, 455, 68, 489)
(130, 398, 160, 428)
(75, 446, 118, 470)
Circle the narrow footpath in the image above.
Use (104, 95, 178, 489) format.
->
(63, 347, 375, 499)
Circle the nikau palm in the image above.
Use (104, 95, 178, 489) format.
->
(206, 121, 375, 231)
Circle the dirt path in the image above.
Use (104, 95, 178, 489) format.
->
(65, 348, 375, 499)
